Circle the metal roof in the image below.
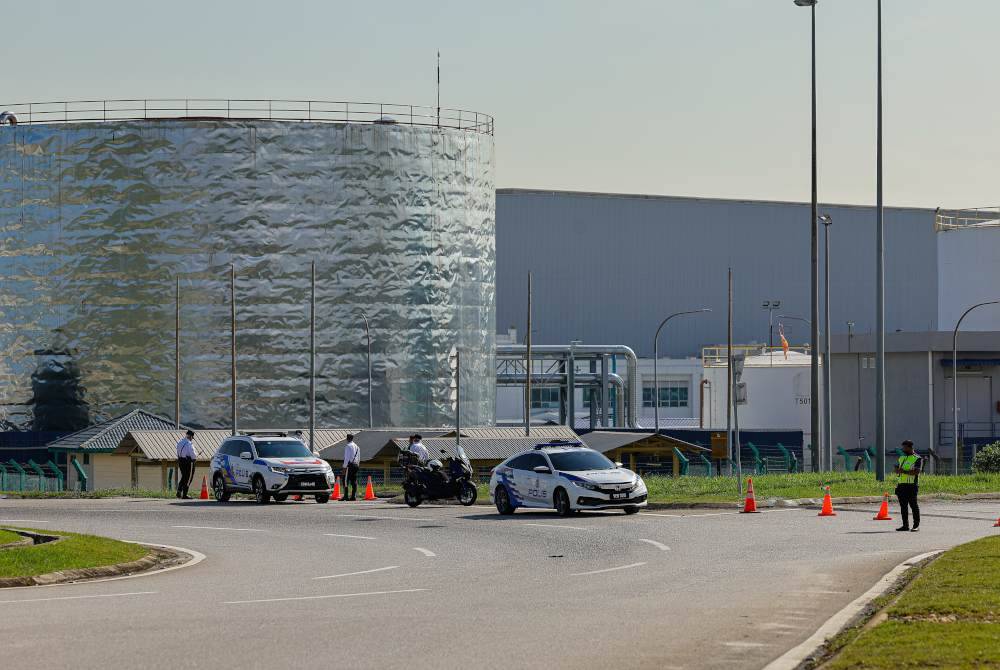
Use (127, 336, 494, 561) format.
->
(123, 429, 355, 461)
(438, 426, 579, 440)
(317, 429, 449, 463)
(582, 431, 710, 454)
(389, 436, 592, 462)
(46, 410, 184, 453)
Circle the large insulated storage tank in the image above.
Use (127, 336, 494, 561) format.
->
(0, 100, 495, 430)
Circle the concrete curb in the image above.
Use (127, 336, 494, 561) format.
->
(761, 550, 943, 670)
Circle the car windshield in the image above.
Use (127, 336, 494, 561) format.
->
(254, 440, 313, 458)
(547, 450, 616, 471)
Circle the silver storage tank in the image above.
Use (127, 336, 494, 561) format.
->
(0, 103, 495, 430)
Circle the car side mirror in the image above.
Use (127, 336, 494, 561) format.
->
(240, 452, 252, 460)
(614, 462, 624, 468)
(533, 465, 551, 474)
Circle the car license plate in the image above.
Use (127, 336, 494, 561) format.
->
(611, 492, 627, 500)
(300, 482, 315, 487)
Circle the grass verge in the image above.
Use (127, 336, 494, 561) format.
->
(825, 536, 1000, 669)
(0, 528, 149, 579)
(0, 529, 22, 546)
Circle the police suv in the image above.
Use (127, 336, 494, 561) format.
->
(489, 441, 648, 516)
(210, 432, 335, 504)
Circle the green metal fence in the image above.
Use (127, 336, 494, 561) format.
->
(0, 459, 65, 492)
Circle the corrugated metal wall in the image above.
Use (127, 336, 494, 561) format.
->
(497, 189, 937, 357)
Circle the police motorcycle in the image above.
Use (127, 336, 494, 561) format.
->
(399, 445, 478, 507)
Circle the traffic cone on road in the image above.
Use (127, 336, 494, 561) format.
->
(332, 477, 341, 501)
(818, 486, 836, 517)
(873, 492, 893, 521)
(199, 476, 209, 500)
(363, 476, 376, 501)
(741, 477, 760, 513)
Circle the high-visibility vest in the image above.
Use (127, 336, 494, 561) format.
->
(898, 454, 920, 484)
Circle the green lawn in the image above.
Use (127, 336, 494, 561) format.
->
(0, 529, 22, 546)
(0, 528, 149, 579)
(828, 536, 1000, 669)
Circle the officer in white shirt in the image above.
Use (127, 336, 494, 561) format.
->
(409, 434, 430, 464)
(342, 434, 361, 501)
(175, 430, 196, 499)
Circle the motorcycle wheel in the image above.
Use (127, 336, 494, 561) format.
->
(458, 482, 478, 506)
(404, 490, 422, 508)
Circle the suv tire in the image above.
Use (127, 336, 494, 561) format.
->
(624, 505, 640, 515)
(212, 474, 231, 502)
(252, 476, 270, 504)
(315, 493, 330, 504)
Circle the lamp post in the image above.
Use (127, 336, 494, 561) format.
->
(653, 309, 711, 432)
(820, 214, 833, 470)
(360, 311, 373, 428)
(794, 0, 822, 478)
(762, 300, 782, 349)
(952, 301, 1000, 475)
(874, 0, 887, 482)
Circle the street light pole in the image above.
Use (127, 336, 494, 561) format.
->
(952, 301, 1000, 475)
(360, 311, 373, 428)
(820, 214, 833, 471)
(795, 0, 821, 474)
(874, 0, 887, 482)
(653, 308, 712, 432)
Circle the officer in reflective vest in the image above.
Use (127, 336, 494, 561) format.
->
(894, 439, 922, 532)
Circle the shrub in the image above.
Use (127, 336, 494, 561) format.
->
(972, 442, 1000, 474)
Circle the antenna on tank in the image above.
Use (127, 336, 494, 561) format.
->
(436, 50, 441, 128)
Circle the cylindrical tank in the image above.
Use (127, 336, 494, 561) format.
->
(0, 108, 495, 430)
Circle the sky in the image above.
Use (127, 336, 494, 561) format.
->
(4, 0, 998, 209)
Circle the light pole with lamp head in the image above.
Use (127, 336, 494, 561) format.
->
(819, 214, 833, 470)
(653, 309, 712, 433)
(952, 300, 1000, 475)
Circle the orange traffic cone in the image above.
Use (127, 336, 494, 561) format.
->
(293, 495, 302, 501)
(993, 516, 1000, 528)
(741, 477, 759, 513)
(332, 477, 341, 501)
(363, 476, 376, 501)
(199, 476, 209, 500)
(873, 492, 893, 521)
(818, 486, 836, 517)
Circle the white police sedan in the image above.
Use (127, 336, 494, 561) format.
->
(489, 441, 647, 516)
(210, 432, 335, 504)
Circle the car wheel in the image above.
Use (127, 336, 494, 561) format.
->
(273, 494, 287, 503)
(624, 505, 640, 515)
(495, 485, 515, 515)
(458, 482, 478, 506)
(315, 494, 330, 504)
(212, 474, 231, 502)
(554, 488, 572, 517)
(404, 490, 422, 508)
(252, 476, 270, 504)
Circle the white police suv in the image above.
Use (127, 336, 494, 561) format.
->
(489, 441, 647, 516)
(210, 432, 335, 504)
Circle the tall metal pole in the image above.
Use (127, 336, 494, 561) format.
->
(174, 275, 180, 429)
(436, 51, 441, 129)
(455, 348, 461, 448)
(654, 309, 712, 432)
(727, 268, 738, 488)
(874, 0, 886, 481)
(230, 263, 237, 437)
(808, 0, 821, 473)
(525, 272, 532, 437)
(821, 215, 833, 470)
(361, 312, 373, 428)
(309, 261, 315, 453)
(952, 301, 1000, 475)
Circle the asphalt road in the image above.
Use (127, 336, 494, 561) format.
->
(0, 496, 997, 670)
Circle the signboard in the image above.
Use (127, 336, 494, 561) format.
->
(710, 432, 729, 459)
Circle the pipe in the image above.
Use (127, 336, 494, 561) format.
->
(497, 344, 641, 428)
(497, 373, 626, 429)
(699, 379, 711, 429)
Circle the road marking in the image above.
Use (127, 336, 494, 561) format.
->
(332, 514, 434, 522)
(0, 591, 157, 605)
(791, 589, 845, 595)
(522, 523, 588, 531)
(724, 641, 770, 648)
(313, 566, 398, 580)
(413, 547, 436, 557)
(638, 538, 670, 551)
(324, 533, 376, 540)
(172, 525, 264, 532)
(639, 509, 802, 519)
(224, 588, 426, 605)
(570, 562, 646, 577)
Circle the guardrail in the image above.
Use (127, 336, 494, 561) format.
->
(935, 206, 1000, 230)
(702, 344, 811, 367)
(0, 99, 494, 135)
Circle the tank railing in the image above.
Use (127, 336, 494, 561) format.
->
(701, 344, 811, 367)
(935, 206, 1000, 230)
(0, 99, 493, 135)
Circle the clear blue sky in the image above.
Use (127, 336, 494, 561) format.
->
(4, 0, 997, 208)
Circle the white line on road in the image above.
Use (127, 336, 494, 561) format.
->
(171, 525, 264, 532)
(570, 562, 646, 577)
(640, 509, 802, 519)
(638, 538, 671, 551)
(324, 533, 376, 540)
(522, 523, 588, 531)
(0, 591, 157, 605)
(413, 547, 436, 557)
(332, 514, 434, 522)
(224, 588, 427, 605)
(313, 566, 399, 580)
(724, 641, 771, 648)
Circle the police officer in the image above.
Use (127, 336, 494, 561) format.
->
(175, 430, 196, 499)
(894, 439, 922, 532)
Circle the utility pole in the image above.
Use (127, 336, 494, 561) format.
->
(874, 0, 886, 481)
(230, 263, 237, 437)
(525, 272, 532, 437)
(174, 275, 180, 429)
(309, 261, 316, 453)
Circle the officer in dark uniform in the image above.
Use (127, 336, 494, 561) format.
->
(894, 439, 922, 532)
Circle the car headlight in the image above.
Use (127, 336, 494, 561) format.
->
(325, 471, 335, 483)
(630, 476, 645, 492)
(269, 466, 289, 475)
(574, 481, 600, 491)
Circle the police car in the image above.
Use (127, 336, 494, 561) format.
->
(489, 441, 648, 516)
(210, 432, 336, 504)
